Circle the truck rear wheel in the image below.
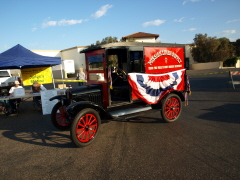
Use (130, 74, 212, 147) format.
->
(70, 108, 101, 147)
(161, 94, 182, 123)
(51, 102, 71, 130)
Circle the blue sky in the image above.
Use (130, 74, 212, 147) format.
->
(0, 0, 239, 53)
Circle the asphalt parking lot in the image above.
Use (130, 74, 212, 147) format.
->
(1, 68, 240, 179)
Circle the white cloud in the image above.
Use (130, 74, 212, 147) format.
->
(183, 0, 200, 5)
(223, 30, 236, 35)
(183, 28, 198, 31)
(224, 30, 236, 33)
(216, 30, 237, 36)
(183, 0, 214, 4)
(29, 43, 38, 46)
(3, 45, 9, 50)
(58, 19, 84, 26)
(42, 18, 88, 28)
(158, 38, 165, 42)
(174, 17, 185, 22)
(226, 19, 240, 24)
(91, 4, 113, 19)
(42, 20, 57, 28)
(32, 28, 37, 32)
(142, 19, 165, 27)
(229, 38, 237, 42)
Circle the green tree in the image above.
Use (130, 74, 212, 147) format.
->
(119, 37, 126, 42)
(120, 37, 136, 42)
(93, 36, 119, 46)
(100, 36, 118, 44)
(235, 39, 240, 56)
(214, 37, 235, 62)
(95, 40, 101, 45)
(108, 55, 118, 67)
(191, 33, 235, 63)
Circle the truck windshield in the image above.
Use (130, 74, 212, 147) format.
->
(0, 71, 11, 78)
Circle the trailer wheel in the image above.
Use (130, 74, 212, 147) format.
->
(161, 94, 182, 123)
(51, 102, 71, 130)
(70, 108, 100, 147)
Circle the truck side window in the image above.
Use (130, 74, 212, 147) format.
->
(130, 51, 143, 73)
(88, 55, 104, 70)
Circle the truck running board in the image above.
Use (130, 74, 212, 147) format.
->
(109, 106, 152, 118)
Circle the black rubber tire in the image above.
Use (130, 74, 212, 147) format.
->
(70, 108, 101, 147)
(161, 94, 182, 123)
(51, 102, 71, 130)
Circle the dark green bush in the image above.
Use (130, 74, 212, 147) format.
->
(223, 57, 239, 67)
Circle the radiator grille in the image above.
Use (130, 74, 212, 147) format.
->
(76, 92, 102, 105)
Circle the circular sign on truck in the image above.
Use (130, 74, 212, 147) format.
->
(144, 47, 184, 73)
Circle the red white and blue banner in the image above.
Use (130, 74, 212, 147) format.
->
(128, 69, 185, 104)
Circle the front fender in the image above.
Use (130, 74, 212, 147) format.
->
(151, 90, 185, 110)
(66, 101, 113, 120)
(49, 95, 66, 101)
(168, 90, 185, 101)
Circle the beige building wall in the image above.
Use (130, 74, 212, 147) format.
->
(126, 37, 156, 43)
(190, 62, 222, 70)
(31, 50, 61, 57)
(236, 60, 240, 68)
(60, 46, 87, 78)
(61, 46, 87, 71)
(185, 45, 194, 65)
(32, 47, 87, 78)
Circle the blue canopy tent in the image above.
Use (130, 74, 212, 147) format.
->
(0, 44, 63, 88)
(0, 44, 61, 69)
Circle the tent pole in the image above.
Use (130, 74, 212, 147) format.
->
(60, 62, 64, 86)
(51, 67, 55, 89)
(19, 66, 22, 84)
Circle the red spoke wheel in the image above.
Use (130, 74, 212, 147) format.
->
(161, 94, 182, 123)
(51, 102, 71, 130)
(70, 108, 101, 147)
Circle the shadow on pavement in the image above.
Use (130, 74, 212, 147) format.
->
(198, 103, 240, 124)
(0, 100, 77, 148)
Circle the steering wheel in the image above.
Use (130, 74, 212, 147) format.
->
(115, 67, 127, 79)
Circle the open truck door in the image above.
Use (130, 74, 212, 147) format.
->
(85, 49, 109, 107)
(85, 48, 131, 108)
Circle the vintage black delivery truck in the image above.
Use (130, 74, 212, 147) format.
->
(50, 42, 191, 147)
